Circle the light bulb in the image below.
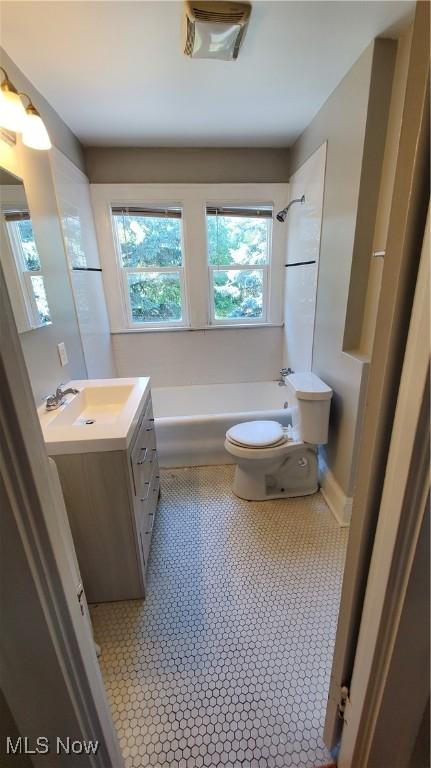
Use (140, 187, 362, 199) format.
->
(22, 107, 51, 150)
(0, 82, 26, 132)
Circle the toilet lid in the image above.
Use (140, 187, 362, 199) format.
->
(226, 421, 285, 448)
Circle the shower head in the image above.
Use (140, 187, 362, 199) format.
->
(276, 194, 305, 223)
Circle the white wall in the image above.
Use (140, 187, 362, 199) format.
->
(112, 326, 283, 387)
(50, 148, 116, 378)
(282, 142, 326, 372)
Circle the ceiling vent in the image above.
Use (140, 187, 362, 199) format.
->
(183, 1, 251, 60)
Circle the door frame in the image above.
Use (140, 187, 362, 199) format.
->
(338, 206, 430, 766)
(0, 260, 124, 767)
(324, 0, 430, 749)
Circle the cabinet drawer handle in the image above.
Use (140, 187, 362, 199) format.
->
(137, 447, 148, 465)
(145, 517, 155, 535)
(145, 427, 153, 432)
(139, 532, 146, 564)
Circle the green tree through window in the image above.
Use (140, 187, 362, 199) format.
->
(206, 209, 271, 321)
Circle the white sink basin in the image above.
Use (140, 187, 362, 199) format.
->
(51, 384, 135, 427)
(38, 378, 150, 455)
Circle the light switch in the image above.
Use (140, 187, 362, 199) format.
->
(57, 342, 68, 367)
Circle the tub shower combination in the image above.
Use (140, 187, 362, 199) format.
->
(152, 381, 292, 468)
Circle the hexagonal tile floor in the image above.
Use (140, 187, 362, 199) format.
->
(91, 465, 348, 768)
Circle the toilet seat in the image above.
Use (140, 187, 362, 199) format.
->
(226, 420, 285, 449)
(228, 435, 287, 449)
(225, 436, 306, 461)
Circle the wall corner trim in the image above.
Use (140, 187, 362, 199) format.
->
(319, 457, 353, 527)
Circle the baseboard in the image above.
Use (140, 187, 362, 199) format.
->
(319, 459, 352, 527)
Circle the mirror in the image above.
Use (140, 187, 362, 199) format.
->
(0, 167, 52, 333)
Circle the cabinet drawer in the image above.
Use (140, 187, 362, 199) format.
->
(132, 402, 155, 458)
(133, 437, 157, 499)
(131, 397, 156, 496)
(146, 471, 160, 527)
(139, 472, 160, 566)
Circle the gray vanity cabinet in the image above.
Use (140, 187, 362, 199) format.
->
(53, 392, 159, 603)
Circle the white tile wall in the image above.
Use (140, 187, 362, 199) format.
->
(283, 144, 327, 373)
(112, 326, 284, 387)
(70, 271, 117, 379)
(50, 147, 116, 379)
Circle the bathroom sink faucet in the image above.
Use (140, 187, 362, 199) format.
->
(45, 384, 79, 411)
(278, 367, 294, 386)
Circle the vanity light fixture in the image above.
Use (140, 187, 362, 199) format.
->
(0, 67, 26, 131)
(0, 67, 51, 150)
(20, 93, 52, 150)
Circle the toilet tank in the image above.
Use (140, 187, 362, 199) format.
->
(285, 373, 332, 444)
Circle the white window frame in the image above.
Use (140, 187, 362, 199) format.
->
(1, 205, 51, 331)
(206, 205, 273, 326)
(91, 184, 289, 333)
(111, 205, 189, 330)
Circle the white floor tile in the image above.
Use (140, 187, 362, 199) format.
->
(91, 466, 347, 768)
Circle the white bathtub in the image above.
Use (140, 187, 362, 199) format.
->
(152, 381, 292, 467)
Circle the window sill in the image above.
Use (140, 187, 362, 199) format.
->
(110, 323, 284, 334)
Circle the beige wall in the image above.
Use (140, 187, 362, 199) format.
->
(360, 25, 413, 355)
(289, 39, 397, 498)
(0, 48, 85, 173)
(342, 40, 397, 350)
(85, 147, 290, 183)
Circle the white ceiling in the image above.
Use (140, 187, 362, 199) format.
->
(1, 1, 414, 147)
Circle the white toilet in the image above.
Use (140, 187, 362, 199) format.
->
(224, 372, 332, 500)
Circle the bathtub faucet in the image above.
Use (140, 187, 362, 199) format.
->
(278, 368, 294, 386)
